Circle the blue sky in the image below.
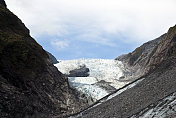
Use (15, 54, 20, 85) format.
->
(5, 0, 176, 60)
(37, 33, 138, 59)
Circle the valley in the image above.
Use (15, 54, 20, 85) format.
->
(54, 59, 130, 103)
(0, 0, 176, 117)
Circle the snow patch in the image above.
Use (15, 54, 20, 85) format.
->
(131, 92, 176, 118)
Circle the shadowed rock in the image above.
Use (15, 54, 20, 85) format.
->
(0, 2, 88, 118)
(0, 0, 6, 7)
(68, 65, 90, 77)
(46, 51, 59, 64)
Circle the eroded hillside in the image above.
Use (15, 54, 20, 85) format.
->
(0, 1, 87, 117)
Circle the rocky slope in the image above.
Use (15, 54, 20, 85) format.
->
(0, 1, 88, 118)
(131, 92, 176, 118)
(116, 25, 176, 80)
(0, 0, 6, 7)
(116, 35, 164, 80)
(46, 51, 59, 64)
(69, 25, 176, 118)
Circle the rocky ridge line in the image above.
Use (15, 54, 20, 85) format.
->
(0, 1, 88, 118)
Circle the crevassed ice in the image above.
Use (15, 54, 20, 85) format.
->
(68, 77, 98, 85)
(55, 59, 127, 89)
(68, 77, 109, 100)
(54, 59, 129, 100)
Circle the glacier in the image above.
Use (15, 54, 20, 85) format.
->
(54, 59, 130, 102)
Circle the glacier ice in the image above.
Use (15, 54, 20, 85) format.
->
(54, 59, 129, 101)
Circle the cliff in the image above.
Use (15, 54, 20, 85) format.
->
(0, 1, 87, 118)
(116, 25, 176, 80)
(46, 51, 59, 64)
(0, 0, 6, 7)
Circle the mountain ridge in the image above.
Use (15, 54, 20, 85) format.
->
(0, 1, 87, 118)
(1, 0, 176, 117)
(0, 0, 6, 7)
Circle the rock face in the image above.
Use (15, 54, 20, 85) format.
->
(116, 34, 166, 80)
(0, 0, 6, 7)
(67, 65, 90, 77)
(46, 51, 59, 64)
(0, 2, 87, 118)
(131, 92, 176, 118)
(116, 25, 176, 80)
(70, 25, 176, 118)
(145, 25, 176, 73)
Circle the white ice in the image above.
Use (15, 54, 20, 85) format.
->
(68, 77, 98, 85)
(54, 59, 129, 101)
(68, 77, 109, 100)
(55, 59, 128, 89)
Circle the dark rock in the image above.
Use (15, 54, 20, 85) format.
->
(116, 25, 176, 80)
(116, 34, 165, 80)
(68, 65, 90, 77)
(93, 80, 116, 93)
(0, 0, 6, 7)
(132, 92, 176, 117)
(46, 51, 59, 64)
(0, 4, 87, 118)
(145, 25, 176, 73)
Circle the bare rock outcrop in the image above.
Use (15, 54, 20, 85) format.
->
(116, 26, 176, 80)
(67, 65, 90, 77)
(0, 0, 6, 7)
(46, 51, 59, 64)
(0, 2, 87, 118)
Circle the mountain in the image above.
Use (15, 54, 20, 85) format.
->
(46, 51, 59, 64)
(0, 1, 88, 118)
(69, 25, 176, 118)
(116, 25, 176, 80)
(116, 35, 166, 81)
(0, 0, 6, 7)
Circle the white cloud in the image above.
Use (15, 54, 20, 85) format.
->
(5, 0, 176, 46)
(51, 39, 69, 49)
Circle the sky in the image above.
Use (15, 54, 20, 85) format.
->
(5, 0, 176, 60)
